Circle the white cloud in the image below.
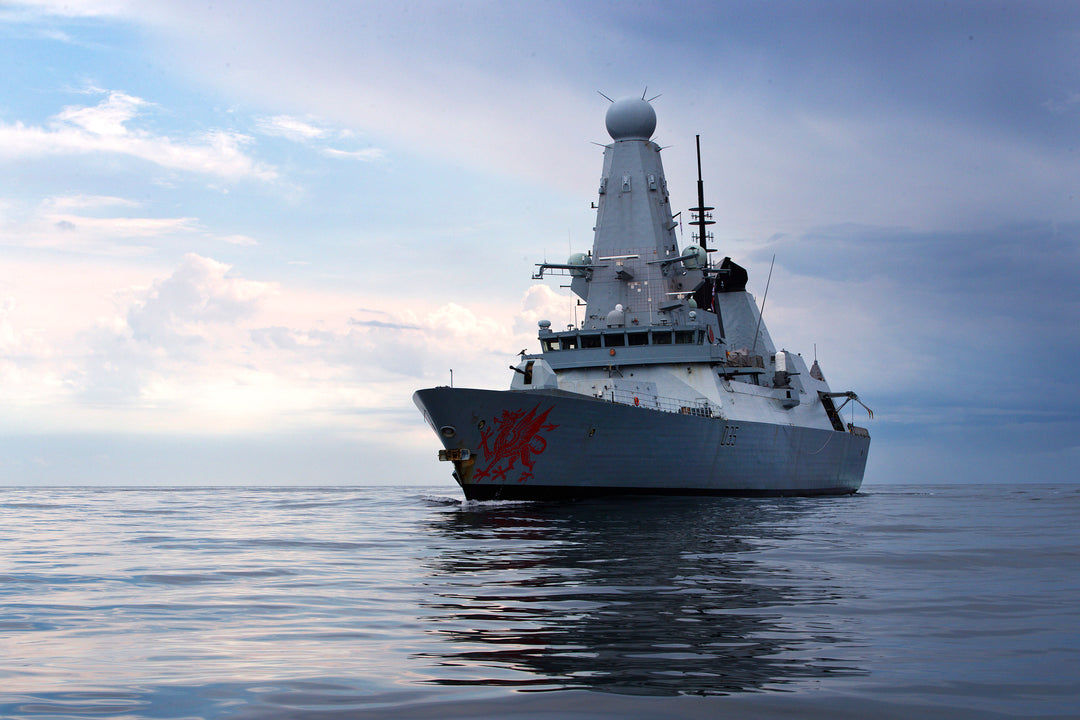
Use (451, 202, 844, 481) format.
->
(1044, 90, 1080, 114)
(256, 114, 328, 141)
(125, 253, 275, 346)
(256, 113, 384, 160)
(0, 252, 530, 435)
(321, 147, 384, 161)
(67, 254, 278, 412)
(5, 0, 136, 17)
(49, 214, 198, 237)
(56, 90, 147, 136)
(0, 90, 277, 181)
(0, 195, 200, 255)
(0, 257, 154, 418)
(44, 194, 138, 211)
(514, 284, 574, 335)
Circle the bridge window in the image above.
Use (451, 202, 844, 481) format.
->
(627, 332, 648, 346)
(675, 330, 695, 344)
(603, 333, 625, 347)
(581, 334, 601, 349)
(560, 335, 578, 350)
(542, 338, 559, 351)
(652, 330, 672, 345)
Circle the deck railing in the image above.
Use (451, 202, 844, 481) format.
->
(599, 388, 717, 417)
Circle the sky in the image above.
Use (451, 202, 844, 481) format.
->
(1, 0, 1078, 487)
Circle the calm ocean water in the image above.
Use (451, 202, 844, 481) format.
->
(0, 484, 1077, 719)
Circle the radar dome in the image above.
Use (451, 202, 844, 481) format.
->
(567, 252, 589, 278)
(605, 97, 656, 140)
(605, 303, 626, 328)
(681, 244, 707, 270)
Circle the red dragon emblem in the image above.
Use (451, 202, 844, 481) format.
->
(474, 404, 558, 483)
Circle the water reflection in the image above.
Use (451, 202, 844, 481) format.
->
(418, 496, 866, 696)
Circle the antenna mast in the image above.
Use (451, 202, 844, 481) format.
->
(688, 135, 715, 252)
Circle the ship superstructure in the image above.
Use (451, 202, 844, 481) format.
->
(414, 96, 871, 500)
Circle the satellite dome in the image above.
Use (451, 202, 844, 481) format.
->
(605, 97, 656, 140)
(681, 243, 707, 270)
(567, 252, 590, 278)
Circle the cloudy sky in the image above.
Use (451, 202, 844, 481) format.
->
(1, 0, 1077, 486)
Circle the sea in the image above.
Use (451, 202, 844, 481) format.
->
(1, 484, 1077, 720)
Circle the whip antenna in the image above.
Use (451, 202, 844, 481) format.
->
(751, 254, 775, 354)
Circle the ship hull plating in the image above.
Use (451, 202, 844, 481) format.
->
(414, 387, 869, 501)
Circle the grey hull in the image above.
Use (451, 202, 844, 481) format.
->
(414, 387, 869, 501)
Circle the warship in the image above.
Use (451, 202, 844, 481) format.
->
(414, 95, 872, 500)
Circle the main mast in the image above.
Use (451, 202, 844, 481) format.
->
(576, 97, 706, 330)
(688, 135, 715, 253)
